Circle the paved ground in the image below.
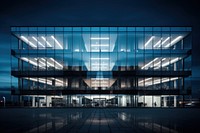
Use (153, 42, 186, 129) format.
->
(0, 108, 200, 133)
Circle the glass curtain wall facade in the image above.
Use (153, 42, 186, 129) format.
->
(11, 27, 192, 107)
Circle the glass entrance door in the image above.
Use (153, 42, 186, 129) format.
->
(92, 98, 106, 107)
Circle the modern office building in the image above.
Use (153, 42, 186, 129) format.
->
(11, 27, 192, 107)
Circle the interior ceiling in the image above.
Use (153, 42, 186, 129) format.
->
(84, 78, 116, 88)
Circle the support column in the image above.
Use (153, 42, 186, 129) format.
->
(32, 96, 35, 107)
(46, 96, 52, 107)
(174, 96, 177, 107)
(163, 97, 167, 107)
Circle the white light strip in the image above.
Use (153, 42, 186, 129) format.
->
(152, 61, 161, 68)
(92, 84, 108, 86)
(162, 58, 166, 61)
(21, 57, 43, 68)
(39, 60, 46, 66)
(144, 77, 179, 86)
(141, 58, 158, 69)
(51, 78, 63, 83)
(91, 78, 109, 80)
(91, 58, 109, 60)
(92, 81, 108, 84)
(52, 78, 68, 86)
(51, 36, 63, 49)
(91, 63, 108, 66)
(41, 58, 45, 61)
(138, 78, 152, 84)
(40, 58, 63, 69)
(41, 36, 52, 47)
(91, 44, 109, 47)
(153, 39, 162, 47)
(25, 77, 67, 86)
(42, 58, 60, 68)
(92, 67, 108, 69)
(32, 37, 45, 47)
(162, 58, 180, 67)
(165, 36, 182, 48)
(151, 58, 166, 68)
(90, 37, 109, 40)
(22, 57, 63, 70)
(91, 83, 108, 85)
(91, 50, 109, 52)
(160, 37, 170, 46)
(144, 36, 155, 47)
(41, 58, 54, 67)
(25, 78, 52, 85)
(74, 49, 80, 52)
(20, 36, 37, 48)
(50, 58, 63, 68)
(157, 37, 170, 47)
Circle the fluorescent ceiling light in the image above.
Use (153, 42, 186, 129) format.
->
(22, 57, 63, 70)
(91, 50, 109, 52)
(92, 81, 108, 83)
(92, 66, 108, 69)
(120, 49, 126, 52)
(141, 58, 158, 69)
(39, 60, 46, 66)
(91, 44, 109, 47)
(51, 36, 63, 49)
(74, 49, 80, 52)
(157, 37, 170, 47)
(25, 78, 52, 85)
(50, 58, 63, 68)
(151, 58, 166, 68)
(143, 77, 179, 86)
(153, 37, 170, 48)
(92, 84, 108, 86)
(152, 61, 161, 68)
(51, 78, 67, 86)
(21, 57, 40, 67)
(41, 58, 45, 61)
(165, 36, 182, 48)
(51, 78, 63, 83)
(91, 63, 108, 66)
(90, 37, 109, 40)
(91, 78, 109, 80)
(41, 58, 54, 67)
(144, 36, 155, 47)
(35, 58, 52, 67)
(162, 57, 180, 67)
(91, 58, 109, 60)
(41, 36, 52, 47)
(138, 78, 152, 84)
(32, 37, 45, 47)
(160, 37, 170, 47)
(153, 39, 162, 47)
(20, 36, 37, 48)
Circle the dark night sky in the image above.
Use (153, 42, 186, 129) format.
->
(0, 0, 200, 98)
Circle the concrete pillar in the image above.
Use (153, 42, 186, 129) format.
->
(163, 97, 167, 107)
(174, 96, 177, 107)
(32, 96, 35, 107)
(122, 96, 126, 107)
(79, 96, 82, 106)
(46, 96, 52, 107)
